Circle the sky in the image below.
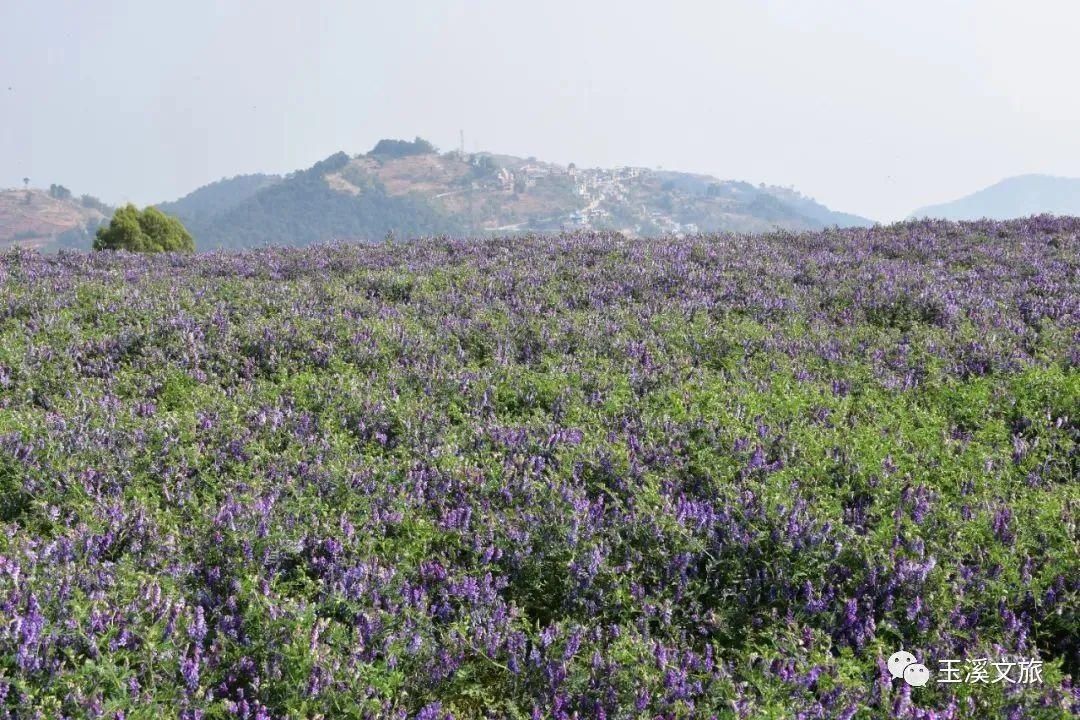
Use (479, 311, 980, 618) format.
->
(2, 0, 1079, 222)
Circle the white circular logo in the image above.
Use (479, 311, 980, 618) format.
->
(903, 663, 930, 687)
(887, 650, 918, 680)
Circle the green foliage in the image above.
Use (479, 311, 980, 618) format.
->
(179, 155, 464, 249)
(79, 194, 113, 214)
(48, 184, 72, 200)
(368, 136, 438, 159)
(93, 204, 195, 253)
(303, 151, 351, 176)
(469, 155, 498, 178)
(1, 223, 1075, 718)
(155, 174, 281, 224)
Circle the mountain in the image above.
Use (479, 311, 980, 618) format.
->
(163, 153, 467, 249)
(0, 187, 112, 251)
(156, 173, 282, 226)
(4, 141, 874, 253)
(155, 139, 873, 249)
(911, 174, 1080, 220)
(758, 184, 874, 229)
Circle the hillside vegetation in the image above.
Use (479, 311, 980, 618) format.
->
(0, 189, 111, 251)
(0, 219, 1076, 718)
(156, 174, 282, 225)
(153, 140, 873, 249)
(171, 153, 466, 249)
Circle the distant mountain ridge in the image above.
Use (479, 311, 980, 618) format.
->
(153, 139, 874, 249)
(2, 140, 875, 252)
(157, 173, 282, 224)
(912, 174, 1080, 220)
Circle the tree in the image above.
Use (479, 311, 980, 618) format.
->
(80, 194, 112, 214)
(368, 137, 437, 159)
(49, 184, 72, 200)
(469, 154, 498, 179)
(22, 177, 28, 189)
(93, 204, 195, 253)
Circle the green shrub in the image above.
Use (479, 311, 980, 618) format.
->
(94, 204, 195, 253)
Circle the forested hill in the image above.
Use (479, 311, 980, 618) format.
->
(162, 153, 466, 250)
(156, 173, 282, 225)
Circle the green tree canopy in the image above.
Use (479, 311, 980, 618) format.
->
(79, 194, 113, 214)
(368, 137, 437, 159)
(49, 184, 72, 200)
(93, 204, 195, 253)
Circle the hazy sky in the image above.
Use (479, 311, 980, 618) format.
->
(3, 0, 1079, 221)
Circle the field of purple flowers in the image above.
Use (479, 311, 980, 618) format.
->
(0, 218, 1077, 719)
